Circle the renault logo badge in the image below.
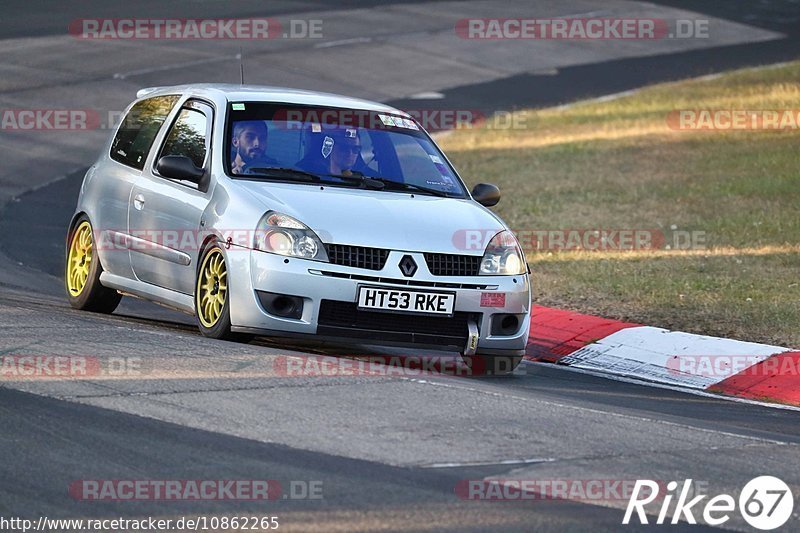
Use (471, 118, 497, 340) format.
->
(399, 255, 417, 277)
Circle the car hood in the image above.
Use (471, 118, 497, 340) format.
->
(238, 181, 506, 254)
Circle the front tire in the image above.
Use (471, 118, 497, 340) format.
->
(65, 216, 122, 313)
(195, 245, 239, 340)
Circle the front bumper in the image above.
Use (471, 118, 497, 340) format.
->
(227, 248, 531, 354)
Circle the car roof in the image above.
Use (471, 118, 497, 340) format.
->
(136, 84, 410, 117)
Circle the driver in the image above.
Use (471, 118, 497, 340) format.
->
(231, 121, 275, 174)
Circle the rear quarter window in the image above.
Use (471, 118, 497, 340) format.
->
(110, 95, 179, 170)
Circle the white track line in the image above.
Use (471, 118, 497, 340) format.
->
(421, 458, 556, 469)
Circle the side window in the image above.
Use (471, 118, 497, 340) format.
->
(110, 95, 179, 170)
(159, 108, 209, 169)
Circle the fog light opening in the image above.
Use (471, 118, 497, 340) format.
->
(491, 314, 521, 336)
(501, 315, 518, 332)
(272, 296, 296, 316)
(257, 291, 304, 319)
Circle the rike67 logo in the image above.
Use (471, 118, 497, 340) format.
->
(624, 477, 794, 530)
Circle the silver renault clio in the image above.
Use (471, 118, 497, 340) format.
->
(66, 84, 530, 374)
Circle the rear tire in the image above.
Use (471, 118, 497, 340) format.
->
(65, 215, 122, 313)
(460, 354, 522, 376)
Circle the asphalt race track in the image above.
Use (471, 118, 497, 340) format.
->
(1, 1, 799, 531)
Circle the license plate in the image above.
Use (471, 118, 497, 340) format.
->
(357, 286, 455, 316)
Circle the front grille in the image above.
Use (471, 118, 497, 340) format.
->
(317, 300, 474, 347)
(324, 244, 389, 271)
(316, 270, 495, 290)
(424, 253, 482, 276)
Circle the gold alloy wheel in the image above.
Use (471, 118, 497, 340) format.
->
(196, 248, 228, 328)
(66, 221, 93, 296)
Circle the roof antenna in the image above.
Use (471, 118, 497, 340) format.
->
(239, 46, 245, 85)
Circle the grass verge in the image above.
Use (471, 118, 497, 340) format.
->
(439, 61, 800, 347)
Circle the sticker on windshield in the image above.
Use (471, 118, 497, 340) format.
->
(231, 103, 245, 111)
(311, 123, 321, 132)
(378, 114, 419, 130)
(427, 176, 455, 189)
(429, 154, 443, 164)
(321, 136, 334, 158)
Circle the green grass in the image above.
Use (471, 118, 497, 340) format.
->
(439, 61, 800, 347)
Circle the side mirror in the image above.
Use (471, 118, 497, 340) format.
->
(156, 155, 204, 183)
(471, 183, 501, 207)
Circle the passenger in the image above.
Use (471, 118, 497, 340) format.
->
(297, 127, 363, 178)
(329, 128, 362, 177)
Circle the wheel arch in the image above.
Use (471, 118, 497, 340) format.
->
(67, 210, 87, 234)
(196, 234, 223, 276)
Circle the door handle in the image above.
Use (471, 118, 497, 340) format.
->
(133, 194, 145, 210)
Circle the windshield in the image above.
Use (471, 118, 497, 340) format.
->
(225, 102, 467, 197)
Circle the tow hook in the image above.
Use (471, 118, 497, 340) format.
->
(464, 320, 479, 356)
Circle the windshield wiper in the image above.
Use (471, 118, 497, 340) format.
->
(371, 177, 453, 197)
(341, 171, 452, 197)
(245, 167, 322, 182)
(244, 168, 385, 190)
(320, 173, 385, 190)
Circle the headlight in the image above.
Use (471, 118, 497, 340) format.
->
(479, 230, 526, 275)
(254, 211, 329, 262)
